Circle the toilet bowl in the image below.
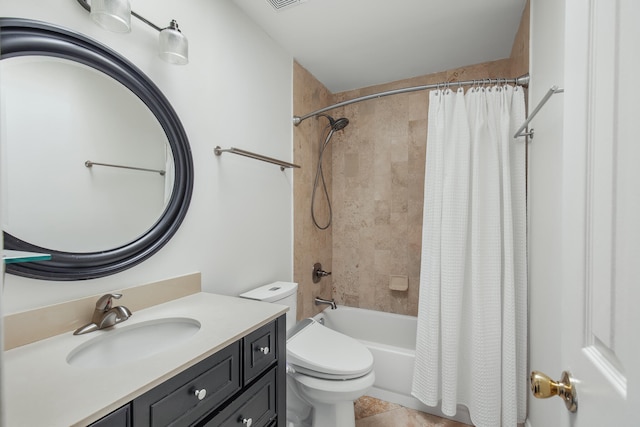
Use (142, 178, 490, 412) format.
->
(285, 319, 375, 427)
(240, 283, 375, 427)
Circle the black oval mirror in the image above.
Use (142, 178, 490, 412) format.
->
(1, 18, 194, 280)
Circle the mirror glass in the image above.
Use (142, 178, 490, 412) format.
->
(1, 18, 193, 280)
(1, 56, 175, 252)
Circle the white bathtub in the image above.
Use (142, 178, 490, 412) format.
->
(313, 305, 472, 425)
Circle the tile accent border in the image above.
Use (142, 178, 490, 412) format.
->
(3, 272, 201, 350)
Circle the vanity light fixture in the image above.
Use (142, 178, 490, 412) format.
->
(88, 0, 131, 33)
(76, 0, 189, 65)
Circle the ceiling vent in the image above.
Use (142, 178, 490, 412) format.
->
(266, 0, 306, 11)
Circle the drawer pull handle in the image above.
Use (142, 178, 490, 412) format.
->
(194, 388, 207, 400)
(259, 346, 270, 355)
(242, 417, 253, 426)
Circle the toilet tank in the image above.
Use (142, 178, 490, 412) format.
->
(240, 282, 298, 331)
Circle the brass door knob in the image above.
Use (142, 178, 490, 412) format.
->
(530, 370, 577, 412)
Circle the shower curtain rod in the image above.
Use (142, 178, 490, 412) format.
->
(293, 73, 530, 126)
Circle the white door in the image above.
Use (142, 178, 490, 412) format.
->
(529, 0, 640, 425)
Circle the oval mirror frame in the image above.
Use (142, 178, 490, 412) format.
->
(1, 18, 194, 280)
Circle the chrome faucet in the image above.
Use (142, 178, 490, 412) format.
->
(314, 296, 337, 310)
(73, 293, 132, 335)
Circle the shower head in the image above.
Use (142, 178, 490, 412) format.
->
(332, 117, 349, 131)
(317, 113, 349, 131)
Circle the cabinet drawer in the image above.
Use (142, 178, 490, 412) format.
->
(243, 321, 277, 385)
(201, 367, 277, 427)
(89, 404, 131, 427)
(133, 342, 241, 427)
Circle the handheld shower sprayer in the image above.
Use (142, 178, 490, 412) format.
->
(317, 113, 349, 132)
(311, 114, 350, 230)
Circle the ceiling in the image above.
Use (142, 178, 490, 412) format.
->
(232, 0, 526, 93)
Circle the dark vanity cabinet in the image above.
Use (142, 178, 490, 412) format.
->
(132, 343, 242, 426)
(88, 404, 132, 427)
(89, 316, 285, 427)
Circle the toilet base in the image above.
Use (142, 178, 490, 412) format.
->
(287, 370, 375, 427)
(311, 401, 356, 427)
(287, 378, 312, 427)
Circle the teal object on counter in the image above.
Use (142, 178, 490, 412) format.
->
(3, 250, 51, 264)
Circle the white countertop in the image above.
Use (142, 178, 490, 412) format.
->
(4, 292, 287, 427)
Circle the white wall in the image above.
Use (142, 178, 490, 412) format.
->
(527, 0, 565, 426)
(1, 0, 294, 313)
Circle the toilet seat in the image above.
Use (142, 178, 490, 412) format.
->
(287, 319, 373, 380)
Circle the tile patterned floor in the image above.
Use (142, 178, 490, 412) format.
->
(354, 396, 472, 427)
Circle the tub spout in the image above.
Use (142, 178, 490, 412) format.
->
(314, 296, 337, 310)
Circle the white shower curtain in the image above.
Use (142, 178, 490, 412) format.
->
(411, 85, 527, 426)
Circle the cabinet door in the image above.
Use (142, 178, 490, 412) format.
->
(243, 321, 277, 385)
(89, 404, 131, 427)
(201, 368, 277, 427)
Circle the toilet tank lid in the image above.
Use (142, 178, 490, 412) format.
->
(239, 281, 298, 302)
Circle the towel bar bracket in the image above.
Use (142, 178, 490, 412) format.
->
(514, 85, 564, 139)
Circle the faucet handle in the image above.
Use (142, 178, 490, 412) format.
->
(95, 293, 122, 311)
(312, 263, 332, 283)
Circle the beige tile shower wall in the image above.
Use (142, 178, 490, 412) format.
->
(293, 3, 529, 317)
(293, 62, 335, 320)
(330, 59, 514, 316)
(510, 0, 530, 77)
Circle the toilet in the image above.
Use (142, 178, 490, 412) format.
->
(240, 282, 375, 427)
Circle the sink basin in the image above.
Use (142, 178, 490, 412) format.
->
(67, 317, 201, 368)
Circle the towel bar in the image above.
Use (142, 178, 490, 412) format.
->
(214, 146, 300, 171)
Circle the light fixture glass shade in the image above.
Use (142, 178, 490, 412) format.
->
(90, 0, 132, 33)
(159, 21, 189, 65)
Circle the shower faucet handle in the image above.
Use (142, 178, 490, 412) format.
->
(312, 262, 331, 283)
